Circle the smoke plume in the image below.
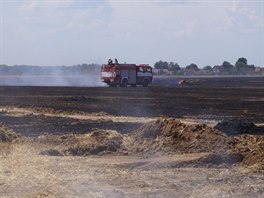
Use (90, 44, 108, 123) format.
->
(0, 65, 105, 87)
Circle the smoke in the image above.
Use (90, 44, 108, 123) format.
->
(0, 65, 106, 87)
(0, 74, 105, 87)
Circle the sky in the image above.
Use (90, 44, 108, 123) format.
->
(0, 0, 263, 68)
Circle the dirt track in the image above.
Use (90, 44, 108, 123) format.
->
(0, 76, 264, 197)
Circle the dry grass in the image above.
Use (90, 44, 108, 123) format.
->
(0, 143, 68, 197)
(1, 141, 264, 197)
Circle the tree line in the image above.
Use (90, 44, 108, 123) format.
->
(0, 58, 261, 76)
(153, 57, 260, 75)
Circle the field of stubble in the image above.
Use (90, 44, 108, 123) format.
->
(0, 76, 264, 197)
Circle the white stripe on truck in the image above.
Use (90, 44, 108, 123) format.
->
(102, 72, 113, 78)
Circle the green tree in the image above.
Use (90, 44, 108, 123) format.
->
(222, 61, 234, 69)
(169, 62, 180, 71)
(154, 61, 163, 69)
(235, 57, 247, 70)
(162, 61, 169, 69)
(237, 57, 247, 65)
(186, 63, 199, 71)
(203, 65, 212, 71)
(154, 61, 169, 69)
(248, 64, 255, 69)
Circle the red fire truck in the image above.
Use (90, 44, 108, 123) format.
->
(101, 59, 153, 87)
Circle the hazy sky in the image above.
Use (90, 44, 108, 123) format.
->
(1, 0, 263, 67)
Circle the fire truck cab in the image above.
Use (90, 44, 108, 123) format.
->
(101, 60, 153, 87)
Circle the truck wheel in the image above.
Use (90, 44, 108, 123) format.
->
(142, 79, 149, 87)
(121, 79, 128, 87)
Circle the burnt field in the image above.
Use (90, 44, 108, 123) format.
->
(0, 76, 264, 197)
(0, 76, 263, 122)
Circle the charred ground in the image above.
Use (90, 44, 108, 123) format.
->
(0, 77, 263, 122)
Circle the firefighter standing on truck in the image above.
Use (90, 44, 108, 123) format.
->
(108, 59, 113, 65)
